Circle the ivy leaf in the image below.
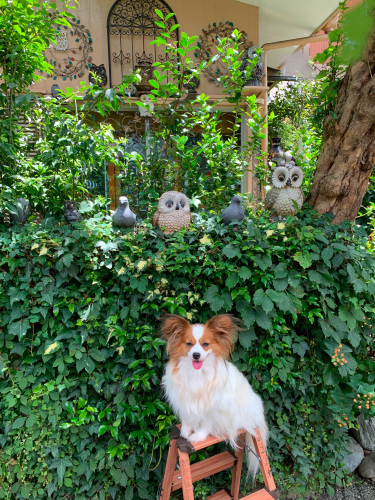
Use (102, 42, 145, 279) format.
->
(339, 306, 356, 331)
(254, 307, 272, 330)
(292, 342, 309, 358)
(293, 252, 312, 269)
(238, 267, 252, 280)
(225, 271, 239, 290)
(8, 319, 30, 340)
(89, 348, 106, 362)
(239, 328, 256, 349)
(321, 247, 333, 268)
(253, 289, 274, 313)
(222, 244, 240, 259)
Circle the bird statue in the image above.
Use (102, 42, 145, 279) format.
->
(112, 196, 137, 228)
(9, 197, 30, 225)
(265, 161, 304, 217)
(240, 46, 264, 86)
(221, 194, 245, 225)
(152, 191, 192, 235)
(64, 200, 82, 224)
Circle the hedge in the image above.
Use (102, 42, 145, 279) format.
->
(0, 209, 375, 499)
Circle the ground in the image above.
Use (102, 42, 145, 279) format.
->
(284, 474, 374, 500)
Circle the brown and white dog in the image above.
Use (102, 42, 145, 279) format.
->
(161, 314, 268, 480)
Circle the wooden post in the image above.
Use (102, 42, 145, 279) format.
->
(252, 429, 276, 493)
(231, 431, 246, 500)
(260, 50, 268, 200)
(178, 449, 195, 500)
(160, 439, 178, 500)
(108, 162, 116, 210)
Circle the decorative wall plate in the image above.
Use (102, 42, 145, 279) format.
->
(45, 17, 94, 81)
(194, 21, 253, 86)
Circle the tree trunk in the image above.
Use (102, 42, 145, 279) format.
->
(307, 28, 375, 223)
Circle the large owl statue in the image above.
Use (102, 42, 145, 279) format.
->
(265, 161, 304, 217)
(152, 191, 192, 235)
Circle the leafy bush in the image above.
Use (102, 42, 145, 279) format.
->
(1, 208, 374, 499)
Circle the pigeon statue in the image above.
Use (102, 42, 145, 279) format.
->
(112, 196, 137, 228)
(64, 200, 82, 224)
(221, 194, 245, 225)
(9, 197, 30, 225)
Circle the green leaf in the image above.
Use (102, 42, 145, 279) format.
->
(13, 417, 26, 429)
(89, 348, 105, 362)
(292, 342, 309, 358)
(321, 247, 333, 268)
(293, 252, 312, 269)
(238, 267, 252, 280)
(254, 307, 272, 330)
(25, 414, 36, 428)
(225, 271, 239, 290)
(8, 319, 30, 340)
(253, 289, 274, 313)
(222, 244, 241, 259)
(239, 328, 256, 349)
(339, 306, 356, 331)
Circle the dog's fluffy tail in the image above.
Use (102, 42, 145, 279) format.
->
(245, 422, 268, 483)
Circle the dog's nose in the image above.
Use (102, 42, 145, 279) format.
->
(193, 352, 200, 360)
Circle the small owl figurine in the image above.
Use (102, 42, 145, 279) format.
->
(265, 161, 304, 217)
(152, 191, 192, 235)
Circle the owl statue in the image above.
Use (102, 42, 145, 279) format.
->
(265, 161, 304, 217)
(152, 191, 192, 235)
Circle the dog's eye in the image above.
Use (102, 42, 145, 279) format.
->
(186, 342, 193, 347)
(202, 343, 209, 348)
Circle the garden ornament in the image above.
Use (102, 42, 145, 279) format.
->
(265, 160, 304, 217)
(221, 194, 245, 225)
(240, 46, 264, 86)
(112, 196, 136, 228)
(9, 197, 30, 225)
(64, 200, 82, 224)
(152, 191, 192, 235)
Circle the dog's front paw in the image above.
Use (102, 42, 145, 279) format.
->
(180, 424, 193, 439)
(188, 429, 209, 443)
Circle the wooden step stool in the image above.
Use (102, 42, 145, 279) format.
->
(160, 425, 279, 500)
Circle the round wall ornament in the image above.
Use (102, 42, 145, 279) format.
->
(44, 17, 94, 81)
(194, 21, 253, 86)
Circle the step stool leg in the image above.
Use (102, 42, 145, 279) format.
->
(160, 439, 178, 500)
(252, 429, 277, 495)
(231, 431, 246, 500)
(178, 449, 195, 500)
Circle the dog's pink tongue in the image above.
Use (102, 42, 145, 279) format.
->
(192, 360, 203, 370)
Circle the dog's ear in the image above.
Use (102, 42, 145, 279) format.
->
(159, 314, 190, 356)
(206, 315, 242, 357)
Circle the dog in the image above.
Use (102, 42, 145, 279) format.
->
(161, 313, 268, 480)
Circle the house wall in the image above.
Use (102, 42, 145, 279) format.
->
(32, 0, 259, 97)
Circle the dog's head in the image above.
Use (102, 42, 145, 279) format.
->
(160, 314, 241, 370)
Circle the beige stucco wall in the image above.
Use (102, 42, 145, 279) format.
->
(32, 0, 258, 97)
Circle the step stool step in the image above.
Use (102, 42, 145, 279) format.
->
(171, 451, 236, 491)
(175, 425, 246, 452)
(241, 488, 275, 499)
(207, 490, 232, 500)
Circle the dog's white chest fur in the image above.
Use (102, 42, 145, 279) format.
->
(162, 356, 265, 446)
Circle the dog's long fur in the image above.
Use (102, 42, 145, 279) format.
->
(161, 314, 268, 481)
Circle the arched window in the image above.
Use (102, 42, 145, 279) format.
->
(107, 0, 179, 87)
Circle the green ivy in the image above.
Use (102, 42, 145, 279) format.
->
(0, 209, 374, 499)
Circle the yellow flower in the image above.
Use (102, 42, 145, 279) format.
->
(186, 312, 193, 321)
(199, 234, 212, 245)
(265, 230, 274, 237)
(160, 278, 168, 285)
(277, 222, 285, 230)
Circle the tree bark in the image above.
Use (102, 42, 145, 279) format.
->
(307, 27, 375, 223)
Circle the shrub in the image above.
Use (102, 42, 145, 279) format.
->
(0, 208, 374, 499)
